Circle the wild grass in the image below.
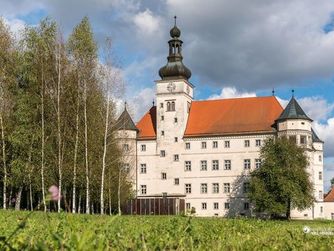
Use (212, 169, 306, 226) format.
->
(0, 210, 334, 250)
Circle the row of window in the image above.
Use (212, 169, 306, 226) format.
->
(139, 159, 261, 174)
(185, 183, 250, 194)
(186, 202, 249, 211)
(184, 159, 261, 171)
(139, 140, 262, 153)
(140, 182, 250, 195)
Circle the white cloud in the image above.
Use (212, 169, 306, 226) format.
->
(121, 87, 155, 122)
(299, 97, 334, 121)
(2, 17, 26, 39)
(133, 9, 161, 35)
(208, 87, 256, 100)
(314, 118, 334, 157)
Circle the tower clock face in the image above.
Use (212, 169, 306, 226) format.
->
(167, 82, 176, 92)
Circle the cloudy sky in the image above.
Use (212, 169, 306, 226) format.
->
(1, 0, 334, 189)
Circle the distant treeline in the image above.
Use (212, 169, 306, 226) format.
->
(0, 16, 132, 214)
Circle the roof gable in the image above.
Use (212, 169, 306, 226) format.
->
(184, 96, 283, 137)
(136, 106, 157, 139)
(324, 187, 334, 202)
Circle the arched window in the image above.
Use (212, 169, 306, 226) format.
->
(167, 102, 171, 111)
(171, 102, 175, 111)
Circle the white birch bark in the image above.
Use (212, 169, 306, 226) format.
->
(100, 93, 110, 214)
(84, 79, 90, 214)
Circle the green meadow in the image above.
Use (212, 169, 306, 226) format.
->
(0, 210, 334, 250)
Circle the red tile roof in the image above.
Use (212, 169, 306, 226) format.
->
(184, 96, 283, 137)
(136, 96, 283, 139)
(324, 187, 334, 202)
(136, 106, 157, 140)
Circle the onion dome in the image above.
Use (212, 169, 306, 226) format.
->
(158, 16, 192, 81)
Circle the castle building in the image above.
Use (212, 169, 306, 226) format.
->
(116, 20, 332, 219)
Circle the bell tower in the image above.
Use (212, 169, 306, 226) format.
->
(154, 17, 194, 195)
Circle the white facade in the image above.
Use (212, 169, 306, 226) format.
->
(118, 78, 327, 219)
(117, 22, 329, 219)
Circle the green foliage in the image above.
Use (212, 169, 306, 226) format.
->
(0, 210, 334, 250)
(249, 138, 315, 218)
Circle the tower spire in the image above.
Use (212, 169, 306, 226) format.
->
(158, 17, 192, 80)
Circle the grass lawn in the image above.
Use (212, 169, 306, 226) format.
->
(0, 210, 334, 250)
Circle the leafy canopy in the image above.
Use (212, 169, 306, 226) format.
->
(249, 137, 314, 218)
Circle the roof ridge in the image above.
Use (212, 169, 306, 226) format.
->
(194, 95, 276, 103)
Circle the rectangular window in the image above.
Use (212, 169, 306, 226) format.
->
(212, 183, 219, 193)
(224, 160, 231, 170)
(213, 202, 219, 210)
(201, 142, 207, 149)
(185, 142, 191, 149)
(201, 183, 208, 194)
(202, 202, 207, 210)
(140, 164, 147, 174)
(174, 154, 179, 162)
(212, 160, 219, 170)
(174, 137, 178, 142)
(141, 145, 146, 152)
(224, 203, 230, 210)
(244, 202, 249, 210)
(187, 102, 191, 113)
(225, 141, 230, 148)
(224, 183, 230, 193)
(255, 159, 262, 169)
(185, 184, 192, 194)
(174, 178, 179, 185)
(213, 141, 218, 148)
(141, 185, 147, 195)
(186, 203, 191, 210)
(319, 171, 322, 180)
(160, 103, 163, 108)
(161, 131, 165, 136)
(161, 116, 164, 121)
(200, 160, 207, 171)
(319, 155, 322, 162)
(319, 190, 323, 200)
(255, 139, 261, 147)
(321, 206, 323, 213)
(243, 182, 250, 193)
(174, 117, 178, 123)
(244, 159, 251, 170)
(160, 150, 166, 157)
(162, 172, 167, 180)
(300, 135, 307, 145)
(185, 161, 192, 171)
(244, 140, 250, 147)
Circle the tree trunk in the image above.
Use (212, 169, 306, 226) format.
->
(0, 114, 7, 209)
(72, 80, 80, 214)
(78, 193, 81, 214)
(29, 174, 33, 211)
(100, 94, 110, 215)
(286, 199, 291, 219)
(41, 63, 46, 212)
(15, 187, 23, 211)
(57, 42, 62, 213)
(84, 79, 90, 214)
(118, 168, 121, 216)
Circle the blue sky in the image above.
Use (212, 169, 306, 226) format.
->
(1, 0, 334, 189)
